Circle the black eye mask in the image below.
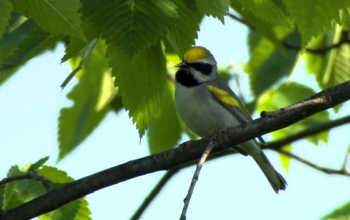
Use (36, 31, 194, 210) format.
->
(188, 62, 212, 75)
(175, 69, 202, 87)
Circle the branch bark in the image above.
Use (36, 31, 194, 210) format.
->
(1, 80, 350, 220)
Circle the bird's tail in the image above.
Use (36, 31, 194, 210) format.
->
(241, 141, 287, 193)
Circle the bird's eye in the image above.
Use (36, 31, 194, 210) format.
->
(189, 62, 212, 75)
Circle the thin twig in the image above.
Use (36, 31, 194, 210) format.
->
(180, 141, 216, 220)
(275, 149, 350, 176)
(0, 172, 53, 192)
(227, 12, 350, 54)
(130, 167, 181, 220)
(341, 144, 350, 171)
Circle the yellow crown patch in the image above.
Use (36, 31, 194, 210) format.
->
(184, 46, 210, 63)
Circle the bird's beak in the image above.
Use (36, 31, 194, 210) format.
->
(175, 61, 188, 68)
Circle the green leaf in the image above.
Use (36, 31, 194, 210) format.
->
(166, 0, 202, 56)
(148, 81, 181, 154)
(230, 0, 285, 50)
(251, 32, 300, 96)
(61, 18, 98, 63)
(9, 0, 86, 41)
(305, 30, 336, 78)
(37, 166, 73, 183)
(0, 15, 37, 86)
(258, 82, 329, 145)
(0, 0, 13, 42)
(3, 166, 21, 210)
(58, 40, 114, 160)
(37, 166, 91, 220)
(108, 42, 167, 137)
(282, 0, 349, 46)
(234, 0, 291, 29)
(322, 201, 350, 220)
(27, 156, 50, 172)
(83, 0, 177, 58)
(196, 0, 228, 23)
(0, 27, 62, 73)
(246, 27, 295, 97)
(279, 144, 292, 172)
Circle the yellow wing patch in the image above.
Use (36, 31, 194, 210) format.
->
(206, 85, 242, 108)
(184, 46, 210, 63)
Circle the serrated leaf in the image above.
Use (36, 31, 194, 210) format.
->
(0, 17, 36, 52)
(107, 42, 167, 137)
(251, 32, 300, 96)
(0, 27, 61, 73)
(197, 0, 228, 23)
(27, 156, 50, 172)
(322, 201, 350, 220)
(166, 0, 202, 56)
(148, 81, 181, 154)
(0, 14, 37, 86)
(10, 0, 86, 41)
(58, 40, 112, 160)
(83, 0, 177, 58)
(235, 0, 291, 29)
(61, 18, 98, 63)
(258, 82, 330, 145)
(0, 0, 13, 42)
(283, 0, 349, 46)
(231, 1, 284, 50)
(37, 166, 74, 183)
(37, 166, 91, 220)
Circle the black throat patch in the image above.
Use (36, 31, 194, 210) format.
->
(175, 69, 201, 87)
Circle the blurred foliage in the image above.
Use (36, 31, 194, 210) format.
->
(0, 0, 350, 217)
(322, 201, 350, 220)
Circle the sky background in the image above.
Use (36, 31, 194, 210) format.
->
(1, 16, 350, 220)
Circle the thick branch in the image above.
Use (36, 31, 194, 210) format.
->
(132, 115, 350, 219)
(1, 80, 350, 220)
(267, 114, 350, 149)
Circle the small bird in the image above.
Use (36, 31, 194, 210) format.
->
(174, 46, 287, 193)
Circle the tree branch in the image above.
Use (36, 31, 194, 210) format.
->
(274, 149, 350, 176)
(266, 114, 350, 149)
(1, 80, 350, 220)
(0, 172, 53, 192)
(132, 114, 350, 219)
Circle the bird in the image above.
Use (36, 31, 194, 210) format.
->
(174, 46, 287, 193)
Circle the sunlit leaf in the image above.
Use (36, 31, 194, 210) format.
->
(283, 0, 349, 46)
(148, 81, 181, 154)
(197, 0, 229, 23)
(10, 0, 86, 41)
(107, 42, 167, 137)
(83, 0, 177, 58)
(234, 0, 291, 29)
(58, 40, 114, 160)
(166, 0, 202, 56)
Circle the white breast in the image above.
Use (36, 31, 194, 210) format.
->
(175, 83, 241, 137)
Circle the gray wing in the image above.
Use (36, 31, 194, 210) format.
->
(207, 79, 265, 144)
